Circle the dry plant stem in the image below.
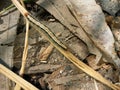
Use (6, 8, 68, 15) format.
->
(14, 0, 29, 90)
(14, 20, 29, 90)
(0, 64, 39, 90)
(19, 19, 29, 76)
(20, 0, 26, 8)
(11, 0, 120, 89)
(94, 79, 99, 90)
(0, 4, 14, 15)
(30, 12, 120, 90)
(11, 0, 67, 50)
(29, 15, 120, 90)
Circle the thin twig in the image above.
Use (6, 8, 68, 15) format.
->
(19, 19, 29, 76)
(14, 19, 29, 90)
(14, 0, 29, 90)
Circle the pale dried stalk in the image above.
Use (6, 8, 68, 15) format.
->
(94, 79, 99, 90)
(19, 19, 29, 76)
(14, 0, 29, 90)
(20, 0, 26, 8)
(11, 0, 120, 89)
(0, 64, 39, 90)
(14, 20, 29, 90)
(31, 11, 120, 90)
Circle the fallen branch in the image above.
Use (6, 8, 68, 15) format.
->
(11, 0, 120, 90)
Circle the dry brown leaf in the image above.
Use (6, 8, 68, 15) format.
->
(37, 0, 102, 64)
(67, 0, 120, 69)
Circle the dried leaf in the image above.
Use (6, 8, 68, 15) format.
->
(37, 0, 102, 64)
(68, 0, 120, 68)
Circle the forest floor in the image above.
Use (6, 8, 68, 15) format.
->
(1, 0, 120, 90)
